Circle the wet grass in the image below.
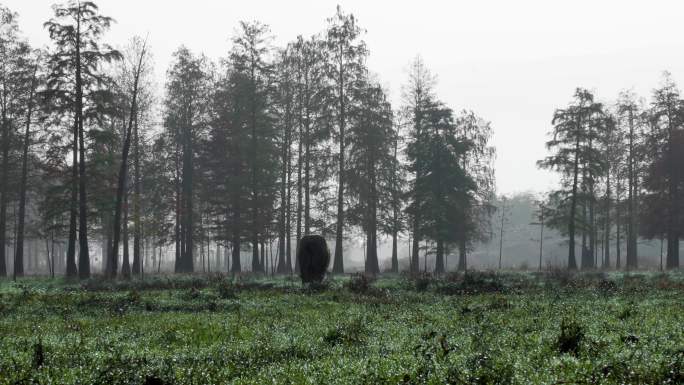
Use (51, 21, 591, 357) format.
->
(0, 271, 682, 384)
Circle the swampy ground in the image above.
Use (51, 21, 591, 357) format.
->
(0, 271, 683, 384)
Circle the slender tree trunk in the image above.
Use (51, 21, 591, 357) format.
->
(424, 240, 428, 272)
(231, 233, 241, 273)
(391, 231, 398, 273)
(249, 60, 261, 274)
(539, 206, 544, 271)
(365, 168, 379, 276)
(498, 197, 506, 270)
(251, 238, 259, 273)
(13, 65, 38, 279)
(276, 101, 290, 274)
(390, 131, 399, 274)
(277, 122, 287, 273)
(332, 56, 345, 274)
(665, 105, 680, 269)
(294, 110, 302, 273)
(231, 197, 242, 273)
(603, 171, 611, 269)
(0, 104, 10, 277)
(121, 191, 130, 278)
(174, 145, 181, 272)
(158, 244, 163, 273)
(457, 238, 467, 271)
(660, 237, 664, 271)
(626, 108, 638, 269)
(111, 42, 146, 278)
(581, 192, 589, 269)
(589, 177, 596, 269)
(75, 16, 90, 279)
(132, 111, 141, 275)
(567, 114, 581, 270)
(65, 100, 79, 278)
(584, 131, 596, 270)
(411, 218, 420, 273)
(435, 239, 445, 274)
(286, 147, 293, 273)
(182, 125, 194, 273)
(286, 99, 295, 274)
(304, 110, 311, 236)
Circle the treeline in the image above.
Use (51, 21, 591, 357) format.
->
(0, 2, 496, 279)
(539, 76, 683, 270)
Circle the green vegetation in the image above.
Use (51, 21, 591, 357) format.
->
(1, 272, 683, 384)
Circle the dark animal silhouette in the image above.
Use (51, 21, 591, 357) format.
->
(298, 235, 330, 283)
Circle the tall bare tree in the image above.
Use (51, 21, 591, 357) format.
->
(109, 37, 148, 278)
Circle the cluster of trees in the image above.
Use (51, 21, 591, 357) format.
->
(539, 74, 684, 270)
(0, 2, 496, 279)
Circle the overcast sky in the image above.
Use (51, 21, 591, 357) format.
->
(6, 0, 684, 196)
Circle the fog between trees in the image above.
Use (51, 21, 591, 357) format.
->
(0, 2, 681, 279)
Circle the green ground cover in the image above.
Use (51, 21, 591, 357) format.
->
(0, 271, 682, 384)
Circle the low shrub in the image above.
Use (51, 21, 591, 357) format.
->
(556, 317, 584, 355)
(322, 317, 367, 346)
(345, 274, 374, 294)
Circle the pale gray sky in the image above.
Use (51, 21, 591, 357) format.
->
(6, 0, 684, 195)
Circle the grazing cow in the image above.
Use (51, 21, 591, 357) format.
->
(298, 235, 330, 284)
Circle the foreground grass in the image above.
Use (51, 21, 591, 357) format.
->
(0, 271, 682, 384)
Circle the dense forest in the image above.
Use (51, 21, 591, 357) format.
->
(0, 1, 681, 281)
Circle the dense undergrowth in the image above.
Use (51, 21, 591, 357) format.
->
(0, 271, 682, 384)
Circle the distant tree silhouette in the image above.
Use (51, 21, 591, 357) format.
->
(164, 47, 210, 273)
(407, 99, 474, 274)
(401, 56, 436, 273)
(44, 0, 121, 278)
(325, 6, 368, 274)
(14, 52, 41, 279)
(230, 21, 278, 273)
(454, 110, 496, 271)
(0, 6, 30, 277)
(539, 89, 604, 270)
(346, 81, 394, 276)
(109, 37, 149, 279)
(642, 73, 683, 269)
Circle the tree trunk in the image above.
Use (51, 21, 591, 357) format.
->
(603, 171, 611, 269)
(567, 114, 582, 270)
(332, 56, 345, 275)
(435, 239, 445, 274)
(304, 109, 311, 236)
(182, 124, 194, 273)
(231, 234, 241, 273)
(538, 206, 544, 271)
(391, 231, 398, 273)
(411, 219, 420, 273)
(174, 145, 181, 272)
(0, 107, 10, 277)
(65, 100, 79, 278)
(365, 174, 379, 275)
(277, 112, 288, 273)
(121, 191, 131, 278)
(293, 110, 302, 274)
(132, 110, 141, 275)
(13, 65, 38, 279)
(457, 238, 467, 271)
(75, 16, 91, 279)
(498, 197, 506, 270)
(626, 108, 638, 269)
(110, 41, 147, 278)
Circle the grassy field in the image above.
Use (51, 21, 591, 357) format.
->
(0, 271, 683, 384)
